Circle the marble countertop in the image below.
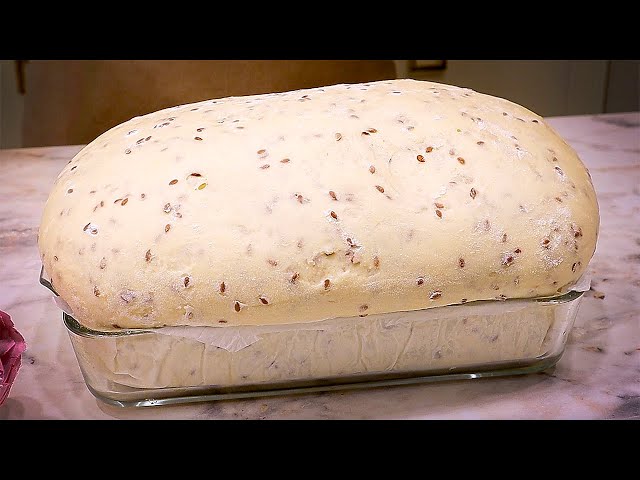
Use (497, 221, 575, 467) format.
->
(1, 112, 638, 420)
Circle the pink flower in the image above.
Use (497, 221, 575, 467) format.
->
(0, 309, 27, 406)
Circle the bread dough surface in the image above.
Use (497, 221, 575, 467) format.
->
(39, 79, 599, 329)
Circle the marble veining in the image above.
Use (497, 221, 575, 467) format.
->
(0, 115, 638, 420)
(593, 115, 640, 129)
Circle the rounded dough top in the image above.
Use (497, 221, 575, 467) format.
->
(38, 79, 599, 329)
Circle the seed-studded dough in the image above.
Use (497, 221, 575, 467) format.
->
(38, 79, 599, 330)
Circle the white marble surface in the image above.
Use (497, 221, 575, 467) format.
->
(1, 112, 638, 419)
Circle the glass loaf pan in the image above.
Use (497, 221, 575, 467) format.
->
(43, 263, 585, 407)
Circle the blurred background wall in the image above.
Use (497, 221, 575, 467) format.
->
(396, 60, 639, 117)
(0, 59, 638, 149)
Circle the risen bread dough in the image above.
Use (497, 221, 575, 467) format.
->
(70, 300, 563, 390)
(38, 79, 599, 330)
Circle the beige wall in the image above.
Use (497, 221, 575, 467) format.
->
(605, 60, 640, 113)
(0, 62, 2, 147)
(0, 60, 25, 149)
(6, 60, 397, 148)
(1, 60, 638, 149)
(395, 60, 611, 117)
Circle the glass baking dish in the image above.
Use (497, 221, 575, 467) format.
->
(40, 267, 585, 407)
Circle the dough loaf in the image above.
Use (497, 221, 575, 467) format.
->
(38, 79, 599, 330)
